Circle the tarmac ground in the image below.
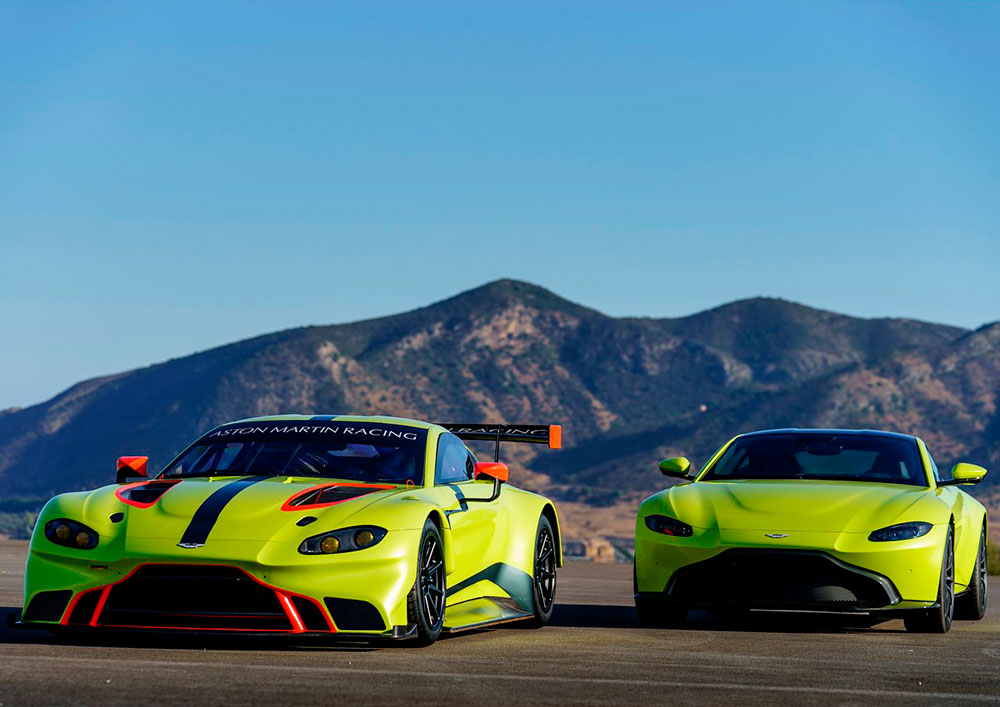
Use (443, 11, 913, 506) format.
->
(1, 539, 998, 705)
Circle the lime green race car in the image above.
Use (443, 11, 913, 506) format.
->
(20, 415, 562, 645)
(634, 429, 989, 633)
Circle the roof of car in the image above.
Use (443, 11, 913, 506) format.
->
(739, 428, 917, 442)
(227, 414, 436, 429)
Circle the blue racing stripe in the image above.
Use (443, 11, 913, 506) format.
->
(177, 476, 269, 548)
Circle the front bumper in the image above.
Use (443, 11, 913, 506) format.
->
(22, 530, 422, 638)
(635, 521, 947, 612)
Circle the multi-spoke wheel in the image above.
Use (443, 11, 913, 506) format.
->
(529, 515, 557, 627)
(407, 520, 446, 645)
(956, 525, 988, 621)
(904, 524, 955, 633)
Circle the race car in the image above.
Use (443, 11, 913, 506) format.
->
(20, 415, 562, 645)
(634, 428, 989, 633)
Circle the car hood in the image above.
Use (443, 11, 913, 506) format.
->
(106, 476, 406, 543)
(656, 479, 944, 533)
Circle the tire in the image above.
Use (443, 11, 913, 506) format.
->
(904, 524, 955, 633)
(407, 520, 446, 645)
(528, 515, 557, 627)
(955, 525, 988, 621)
(633, 565, 687, 627)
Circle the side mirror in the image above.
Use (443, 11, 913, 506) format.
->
(941, 462, 987, 486)
(117, 456, 149, 485)
(658, 457, 692, 479)
(466, 462, 509, 504)
(474, 462, 509, 483)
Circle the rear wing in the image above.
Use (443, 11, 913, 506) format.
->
(436, 423, 562, 461)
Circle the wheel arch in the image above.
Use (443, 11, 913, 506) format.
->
(541, 503, 563, 568)
(425, 509, 455, 570)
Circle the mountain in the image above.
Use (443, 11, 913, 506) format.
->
(1, 280, 996, 545)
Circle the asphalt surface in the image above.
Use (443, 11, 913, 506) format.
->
(1, 540, 998, 706)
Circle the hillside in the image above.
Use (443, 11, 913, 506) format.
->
(0, 279, 996, 545)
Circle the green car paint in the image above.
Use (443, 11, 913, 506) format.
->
(22, 415, 562, 641)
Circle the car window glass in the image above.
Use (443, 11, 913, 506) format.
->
(435, 433, 473, 484)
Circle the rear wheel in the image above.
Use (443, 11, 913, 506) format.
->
(904, 525, 954, 633)
(407, 520, 446, 645)
(955, 526, 988, 621)
(528, 515, 557, 627)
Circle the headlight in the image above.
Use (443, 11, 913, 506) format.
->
(644, 515, 693, 537)
(44, 519, 99, 550)
(299, 525, 387, 555)
(868, 521, 933, 542)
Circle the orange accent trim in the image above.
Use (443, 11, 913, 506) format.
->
(548, 425, 562, 450)
(117, 456, 149, 475)
(280, 482, 396, 512)
(114, 480, 181, 509)
(276, 592, 306, 633)
(89, 585, 112, 627)
(474, 462, 509, 482)
(59, 587, 102, 625)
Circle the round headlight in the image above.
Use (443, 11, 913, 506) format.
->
(319, 535, 340, 554)
(54, 523, 71, 541)
(355, 529, 376, 548)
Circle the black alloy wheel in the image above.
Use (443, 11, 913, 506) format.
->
(529, 515, 557, 627)
(408, 520, 446, 645)
(904, 524, 955, 633)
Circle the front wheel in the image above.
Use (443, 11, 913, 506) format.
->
(955, 525, 988, 621)
(407, 520, 446, 645)
(528, 515, 557, 627)
(904, 524, 954, 633)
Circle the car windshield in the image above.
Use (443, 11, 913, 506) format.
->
(701, 433, 926, 487)
(160, 421, 427, 485)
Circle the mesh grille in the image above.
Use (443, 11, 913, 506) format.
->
(98, 565, 293, 631)
(666, 550, 898, 608)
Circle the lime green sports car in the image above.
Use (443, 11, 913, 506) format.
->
(20, 415, 562, 645)
(634, 429, 989, 633)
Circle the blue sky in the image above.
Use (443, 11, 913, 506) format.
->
(1, 1, 998, 409)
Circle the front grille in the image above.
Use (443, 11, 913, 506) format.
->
(666, 550, 899, 609)
(98, 565, 294, 631)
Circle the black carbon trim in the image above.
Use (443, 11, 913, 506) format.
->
(177, 476, 268, 547)
(446, 563, 534, 612)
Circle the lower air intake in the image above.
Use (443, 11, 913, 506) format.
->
(98, 564, 294, 631)
(666, 550, 899, 609)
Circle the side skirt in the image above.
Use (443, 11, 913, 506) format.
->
(442, 597, 532, 633)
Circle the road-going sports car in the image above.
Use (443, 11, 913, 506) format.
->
(634, 428, 989, 633)
(19, 415, 563, 645)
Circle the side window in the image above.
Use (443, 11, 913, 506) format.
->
(435, 433, 473, 485)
